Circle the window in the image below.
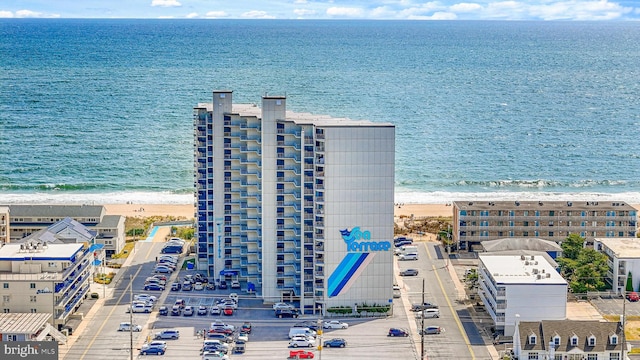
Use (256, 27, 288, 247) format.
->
(554, 355, 562, 360)
(610, 335, 618, 345)
(588, 336, 596, 346)
(30, 296, 37, 303)
(31, 308, 37, 313)
(529, 334, 537, 344)
(587, 354, 597, 360)
(2, 283, 7, 289)
(528, 353, 539, 360)
(553, 336, 560, 345)
(571, 336, 578, 346)
(7, 335, 17, 341)
(30, 283, 36, 289)
(609, 353, 620, 360)
(3, 309, 9, 313)
(2, 295, 9, 302)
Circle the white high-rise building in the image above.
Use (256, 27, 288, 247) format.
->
(194, 90, 395, 313)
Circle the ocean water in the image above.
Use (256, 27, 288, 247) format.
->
(1, 19, 640, 205)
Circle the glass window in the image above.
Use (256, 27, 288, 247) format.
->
(528, 353, 539, 360)
(3, 283, 7, 289)
(609, 352, 620, 360)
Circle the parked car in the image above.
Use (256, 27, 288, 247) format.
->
(144, 283, 165, 291)
(388, 328, 409, 337)
(288, 350, 315, 359)
(154, 265, 173, 273)
(398, 253, 419, 261)
(323, 320, 348, 329)
(194, 282, 204, 291)
(289, 336, 316, 348)
(273, 302, 295, 311)
(201, 352, 229, 360)
(206, 332, 231, 343)
(201, 344, 228, 354)
(276, 309, 300, 318)
(240, 322, 252, 334)
(127, 303, 152, 313)
(182, 281, 192, 291)
(158, 306, 168, 316)
(174, 299, 185, 308)
(400, 268, 419, 276)
(218, 280, 228, 289)
(183, 305, 194, 316)
(223, 307, 234, 316)
(231, 280, 240, 289)
(155, 329, 180, 340)
(170, 282, 181, 291)
(393, 285, 401, 298)
(210, 306, 222, 315)
(139, 345, 165, 355)
(118, 322, 142, 332)
(198, 305, 209, 315)
(294, 321, 320, 331)
(323, 338, 347, 348)
(206, 282, 216, 290)
(627, 292, 640, 302)
(170, 305, 181, 316)
(419, 326, 442, 335)
(134, 294, 157, 303)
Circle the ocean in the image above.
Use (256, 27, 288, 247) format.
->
(1, 19, 640, 205)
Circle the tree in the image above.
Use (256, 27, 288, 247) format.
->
(561, 233, 584, 260)
(627, 272, 634, 292)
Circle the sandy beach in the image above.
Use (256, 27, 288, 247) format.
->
(103, 203, 454, 219)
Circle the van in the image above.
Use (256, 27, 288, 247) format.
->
(399, 253, 418, 261)
(416, 308, 440, 319)
(288, 327, 316, 339)
(401, 245, 418, 253)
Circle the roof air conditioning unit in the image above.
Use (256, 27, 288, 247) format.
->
(537, 274, 542, 279)
(525, 261, 530, 265)
(546, 273, 551, 278)
(521, 255, 526, 260)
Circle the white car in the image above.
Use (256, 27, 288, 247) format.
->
(194, 282, 204, 290)
(323, 320, 348, 329)
(118, 322, 142, 332)
(273, 302, 294, 311)
(289, 336, 316, 348)
(127, 303, 152, 313)
(134, 294, 157, 303)
(236, 333, 249, 342)
(202, 352, 229, 360)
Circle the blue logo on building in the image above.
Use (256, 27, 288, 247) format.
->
(340, 227, 391, 252)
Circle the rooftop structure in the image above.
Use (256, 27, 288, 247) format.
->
(594, 237, 640, 295)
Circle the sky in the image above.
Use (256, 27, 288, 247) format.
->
(0, 0, 639, 20)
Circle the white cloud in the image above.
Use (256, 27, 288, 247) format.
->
(241, 10, 276, 19)
(450, 3, 484, 13)
(529, 0, 631, 20)
(151, 0, 182, 8)
(294, 8, 316, 16)
(326, 7, 365, 17)
(294, 0, 308, 3)
(2, 9, 60, 18)
(186, 12, 199, 18)
(205, 11, 229, 18)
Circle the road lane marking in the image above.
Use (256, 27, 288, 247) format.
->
(78, 266, 143, 360)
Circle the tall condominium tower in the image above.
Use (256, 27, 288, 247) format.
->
(194, 90, 395, 313)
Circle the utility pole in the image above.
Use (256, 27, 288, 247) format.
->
(130, 274, 133, 360)
(622, 277, 627, 360)
(421, 277, 425, 360)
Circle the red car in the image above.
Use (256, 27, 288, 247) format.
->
(288, 350, 314, 359)
(223, 307, 234, 316)
(627, 292, 640, 302)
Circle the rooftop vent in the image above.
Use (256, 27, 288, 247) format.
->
(521, 255, 526, 260)
(468, 202, 473, 206)
(546, 273, 551, 278)
(537, 274, 542, 279)
(515, 201, 520, 206)
(539, 201, 543, 206)
(567, 201, 573, 207)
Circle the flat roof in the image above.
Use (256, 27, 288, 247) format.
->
(3, 204, 105, 218)
(479, 253, 567, 285)
(0, 313, 51, 334)
(453, 200, 635, 211)
(595, 238, 640, 258)
(0, 243, 84, 261)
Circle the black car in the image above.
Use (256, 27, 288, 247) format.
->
(158, 306, 168, 316)
(294, 321, 320, 331)
(275, 309, 300, 318)
(218, 280, 228, 289)
(400, 269, 419, 276)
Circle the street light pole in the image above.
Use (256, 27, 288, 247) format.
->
(421, 277, 425, 360)
(130, 274, 133, 360)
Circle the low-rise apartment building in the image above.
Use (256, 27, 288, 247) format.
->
(0, 206, 8, 245)
(2, 205, 125, 257)
(453, 201, 637, 251)
(0, 242, 93, 330)
(0, 313, 66, 343)
(478, 252, 567, 335)
(594, 237, 640, 295)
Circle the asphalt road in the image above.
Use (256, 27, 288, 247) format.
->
(62, 240, 495, 360)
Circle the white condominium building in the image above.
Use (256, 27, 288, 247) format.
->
(478, 252, 567, 335)
(194, 90, 395, 313)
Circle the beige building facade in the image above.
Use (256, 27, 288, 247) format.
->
(453, 201, 637, 251)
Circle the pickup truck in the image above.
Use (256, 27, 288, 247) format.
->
(127, 303, 152, 313)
